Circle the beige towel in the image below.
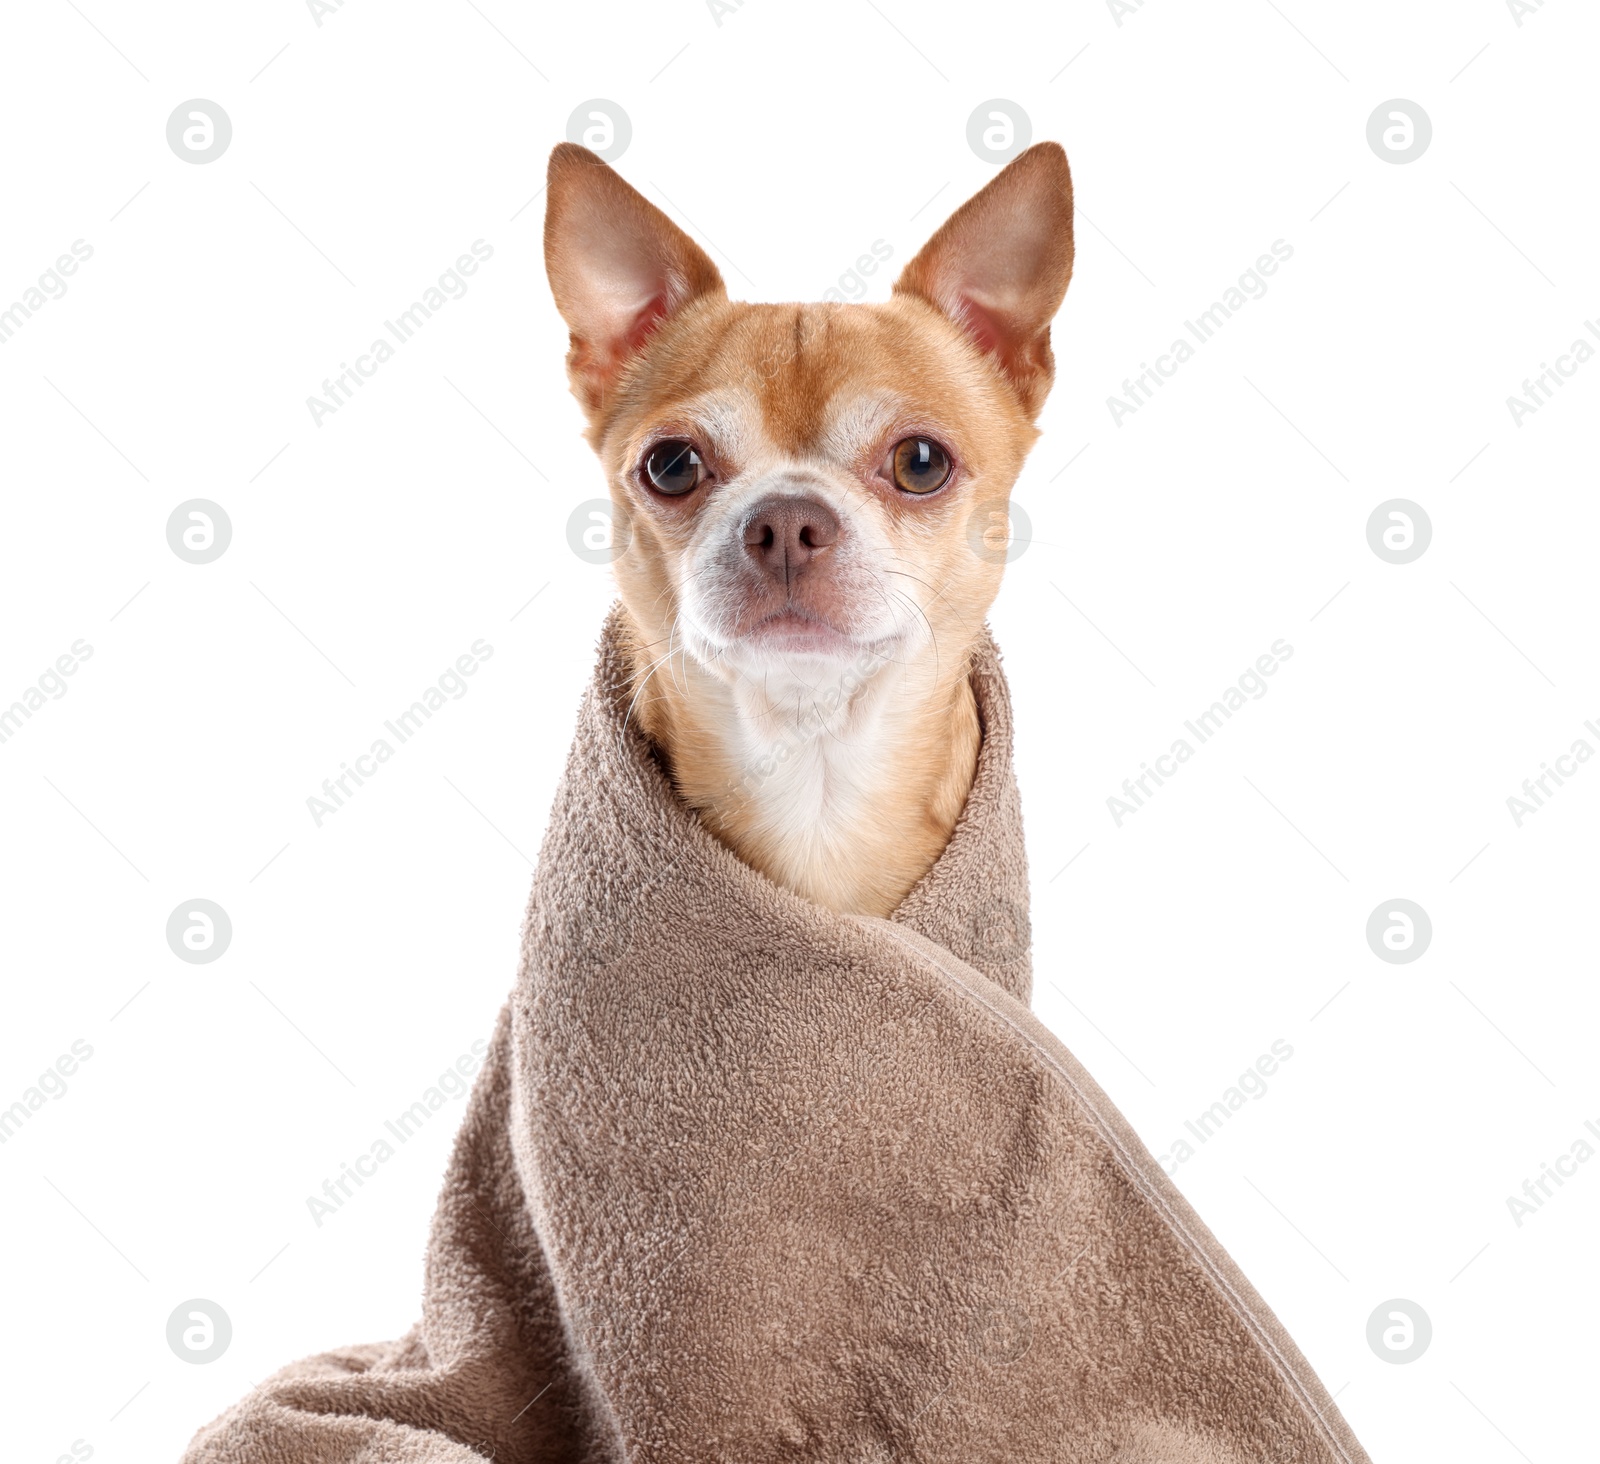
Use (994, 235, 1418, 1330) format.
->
(183, 611, 1369, 1463)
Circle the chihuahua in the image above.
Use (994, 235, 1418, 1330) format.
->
(544, 141, 1073, 917)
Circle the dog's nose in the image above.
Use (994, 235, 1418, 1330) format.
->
(741, 495, 840, 586)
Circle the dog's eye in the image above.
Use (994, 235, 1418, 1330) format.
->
(643, 439, 704, 496)
(890, 437, 952, 495)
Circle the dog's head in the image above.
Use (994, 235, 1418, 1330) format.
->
(544, 142, 1073, 694)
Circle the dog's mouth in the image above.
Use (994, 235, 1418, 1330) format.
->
(684, 597, 901, 672)
(742, 607, 862, 655)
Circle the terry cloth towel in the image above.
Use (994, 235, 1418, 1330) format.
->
(183, 610, 1370, 1464)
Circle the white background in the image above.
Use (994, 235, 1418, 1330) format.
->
(2, 0, 1596, 1459)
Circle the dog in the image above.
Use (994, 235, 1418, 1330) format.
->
(544, 140, 1073, 917)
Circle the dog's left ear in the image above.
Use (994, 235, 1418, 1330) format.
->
(893, 142, 1074, 419)
(545, 143, 727, 418)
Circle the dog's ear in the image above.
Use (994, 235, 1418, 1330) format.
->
(544, 143, 726, 417)
(893, 142, 1074, 419)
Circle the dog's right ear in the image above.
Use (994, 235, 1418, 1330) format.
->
(893, 142, 1073, 420)
(544, 143, 727, 418)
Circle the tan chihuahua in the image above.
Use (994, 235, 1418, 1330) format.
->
(544, 141, 1074, 917)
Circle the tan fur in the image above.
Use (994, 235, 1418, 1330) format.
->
(544, 141, 1074, 915)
